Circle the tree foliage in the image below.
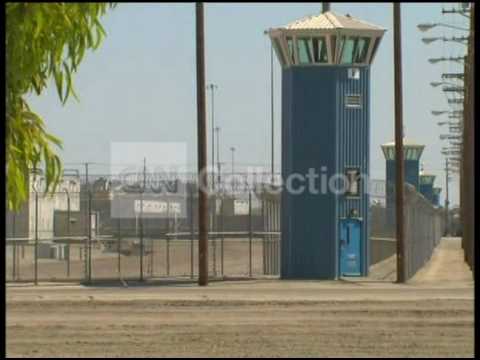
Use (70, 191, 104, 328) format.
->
(6, 3, 114, 210)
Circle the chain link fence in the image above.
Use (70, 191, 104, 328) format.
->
(404, 184, 444, 280)
(6, 182, 281, 283)
(6, 176, 444, 284)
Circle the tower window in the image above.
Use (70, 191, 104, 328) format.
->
(339, 36, 372, 64)
(345, 94, 362, 108)
(312, 37, 328, 63)
(297, 38, 313, 64)
(339, 36, 355, 64)
(354, 37, 371, 63)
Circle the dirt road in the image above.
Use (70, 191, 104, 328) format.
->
(6, 237, 474, 357)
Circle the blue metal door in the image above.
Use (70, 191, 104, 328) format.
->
(339, 218, 362, 276)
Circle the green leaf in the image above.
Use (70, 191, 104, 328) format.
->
(6, 2, 115, 210)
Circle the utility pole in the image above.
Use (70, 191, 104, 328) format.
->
(196, 2, 208, 286)
(322, 2, 330, 13)
(462, 2, 474, 270)
(393, 3, 406, 283)
(270, 43, 275, 184)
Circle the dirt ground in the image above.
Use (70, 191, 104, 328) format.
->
(6, 237, 474, 358)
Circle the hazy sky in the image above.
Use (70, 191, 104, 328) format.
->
(27, 3, 468, 205)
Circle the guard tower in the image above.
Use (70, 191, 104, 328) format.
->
(419, 167, 436, 204)
(432, 187, 442, 207)
(381, 139, 425, 227)
(267, 11, 385, 279)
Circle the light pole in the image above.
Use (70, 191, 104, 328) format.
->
(393, 3, 406, 283)
(263, 30, 275, 185)
(428, 56, 465, 64)
(207, 83, 218, 191)
(270, 42, 275, 184)
(230, 146, 235, 192)
(422, 36, 469, 45)
(442, 72, 465, 80)
(432, 110, 463, 116)
(417, 22, 469, 32)
(430, 81, 462, 88)
(215, 126, 221, 187)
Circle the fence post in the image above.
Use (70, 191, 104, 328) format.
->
(261, 197, 265, 275)
(34, 190, 39, 286)
(221, 194, 224, 277)
(149, 221, 154, 278)
(87, 190, 92, 283)
(12, 212, 16, 281)
(212, 195, 217, 277)
(190, 185, 194, 279)
(274, 199, 278, 275)
(248, 191, 252, 277)
(66, 193, 71, 278)
(139, 192, 144, 282)
(266, 201, 270, 275)
(166, 198, 170, 277)
(117, 218, 121, 279)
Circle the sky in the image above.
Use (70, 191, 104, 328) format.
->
(27, 3, 468, 206)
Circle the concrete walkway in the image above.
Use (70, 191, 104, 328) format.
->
(410, 237, 473, 285)
(367, 237, 473, 285)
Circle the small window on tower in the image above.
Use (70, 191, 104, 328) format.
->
(345, 94, 362, 108)
(312, 37, 328, 63)
(345, 168, 361, 197)
(297, 38, 313, 64)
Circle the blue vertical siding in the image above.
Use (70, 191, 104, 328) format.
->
(280, 65, 371, 279)
(336, 66, 370, 276)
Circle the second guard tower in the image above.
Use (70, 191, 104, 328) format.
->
(381, 139, 425, 227)
(267, 11, 385, 279)
(419, 167, 436, 204)
(432, 187, 442, 207)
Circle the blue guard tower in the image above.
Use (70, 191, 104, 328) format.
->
(419, 167, 436, 204)
(432, 187, 442, 207)
(267, 11, 385, 279)
(381, 139, 425, 228)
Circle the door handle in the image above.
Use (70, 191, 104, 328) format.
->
(346, 226, 350, 245)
